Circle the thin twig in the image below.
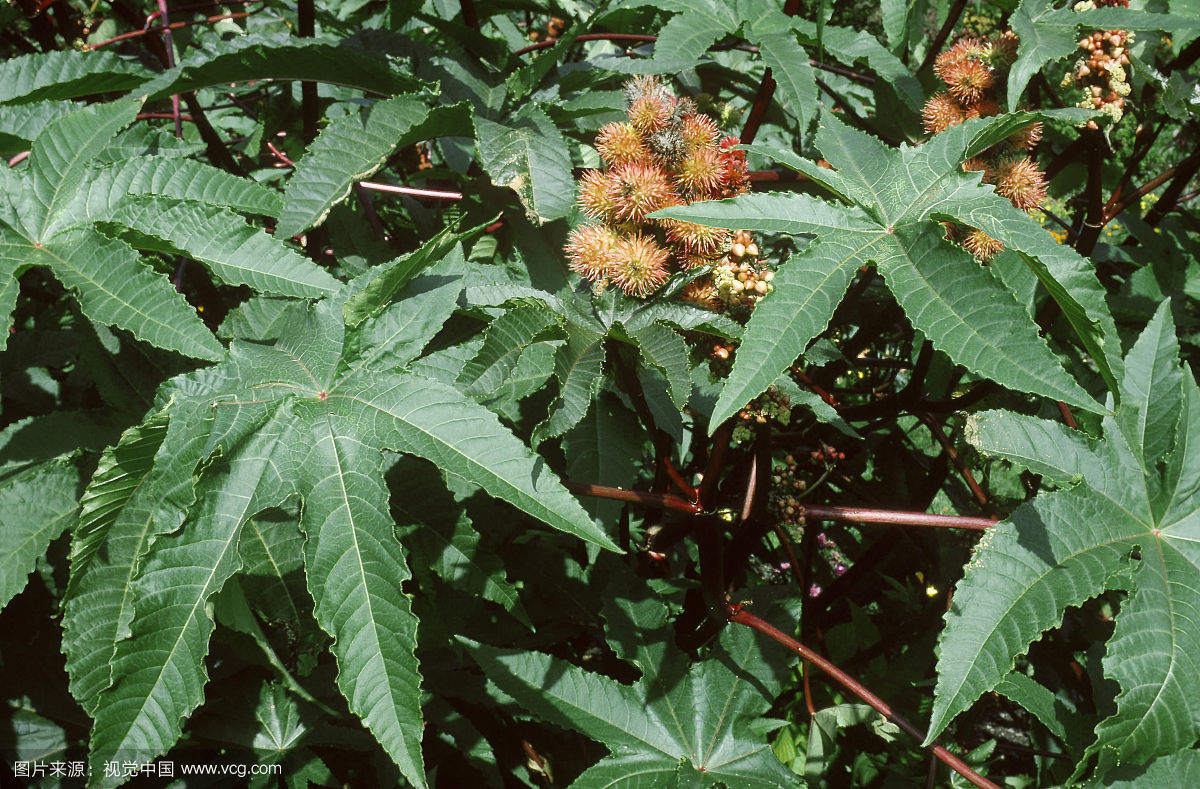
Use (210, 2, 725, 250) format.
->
(359, 181, 464, 200)
(729, 607, 1001, 789)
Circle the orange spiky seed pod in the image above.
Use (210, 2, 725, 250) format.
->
(1008, 122, 1043, 150)
(565, 225, 620, 282)
(680, 279, 721, 310)
(922, 92, 967, 134)
(945, 58, 995, 104)
(595, 121, 649, 166)
(628, 93, 674, 135)
(577, 169, 619, 223)
(609, 234, 671, 296)
(681, 113, 721, 151)
(994, 156, 1048, 211)
(675, 147, 726, 197)
(607, 161, 678, 222)
(661, 219, 731, 258)
(962, 228, 1005, 260)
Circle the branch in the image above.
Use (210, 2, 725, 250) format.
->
(728, 607, 1001, 789)
(800, 504, 994, 530)
(919, 0, 969, 73)
(564, 482, 701, 514)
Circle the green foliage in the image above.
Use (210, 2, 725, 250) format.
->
(1, 1, 1199, 787)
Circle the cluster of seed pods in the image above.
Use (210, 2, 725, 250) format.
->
(565, 76, 754, 297)
(1069, 0, 1133, 129)
(921, 32, 1049, 259)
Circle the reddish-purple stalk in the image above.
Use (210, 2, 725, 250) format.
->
(1145, 143, 1200, 225)
(727, 606, 1001, 789)
(89, 11, 257, 48)
(152, 0, 183, 138)
(564, 482, 701, 514)
(1058, 402, 1078, 430)
(918, 412, 989, 512)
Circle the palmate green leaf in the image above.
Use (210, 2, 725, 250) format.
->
(24, 99, 141, 240)
(0, 458, 80, 612)
(654, 111, 1104, 430)
(1008, 0, 1200, 108)
(0, 101, 79, 154)
(276, 97, 473, 238)
(0, 100, 225, 360)
(139, 34, 427, 101)
(464, 622, 795, 788)
(102, 196, 339, 298)
(86, 283, 616, 783)
(931, 303, 1200, 780)
(475, 103, 574, 224)
(0, 50, 151, 105)
(743, 14, 818, 133)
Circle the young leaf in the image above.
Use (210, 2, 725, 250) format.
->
(932, 303, 1200, 779)
(475, 103, 573, 224)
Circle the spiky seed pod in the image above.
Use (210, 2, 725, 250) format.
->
(962, 156, 990, 175)
(1007, 122, 1043, 150)
(661, 218, 731, 258)
(675, 147, 725, 197)
(625, 75, 671, 106)
(565, 224, 620, 282)
(995, 156, 1047, 211)
(963, 97, 1001, 119)
(595, 122, 649, 166)
(962, 228, 1005, 260)
(608, 234, 670, 296)
(577, 169, 620, 223)
(608, 161, 678, 222)
(629, 94, 674, 135)
(944, 35, 992, 67)
(994, 30, 1019, 63)
(945, 58, 995, 104)
(680, 279, 721, 310)
(647, 129, 689, 166)
(922, 92, 967, 134)
(716, 136, 751, 197)
(681, 113, 721, 151)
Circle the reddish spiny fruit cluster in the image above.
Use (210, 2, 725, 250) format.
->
(565, 76, 756, 298)
(1068, 6, 1132, 129)
(923, 32, 1047, 260)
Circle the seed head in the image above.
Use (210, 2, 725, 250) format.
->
(565, 225, 620, 282)
(962, 228, 1005, 260)
(577, 169, 619, 223)
(629, 93, 674, 135)
(945, 58, 995, 104)
(675, 147, 726, 197)
(995, 156, 1047, 211)
(661, 218, 731, 257)
(681, 113, 721, 151)
(608, 161, 678, 222)
(608, 234, 671, 296)
(922, 92, 967, 134)
(595, 121, 649, 166)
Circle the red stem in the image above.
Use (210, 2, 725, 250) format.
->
(663, 457, 699, 502)
(918, 413, 989, 512)
(801, 505, 994, 531)
(1057, 401, 1078, 430)
(728, 607, 1001, 789)
(565, 482, 701, 514)
(699, 422, 733, 511)
(90, 11, 255, 48)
